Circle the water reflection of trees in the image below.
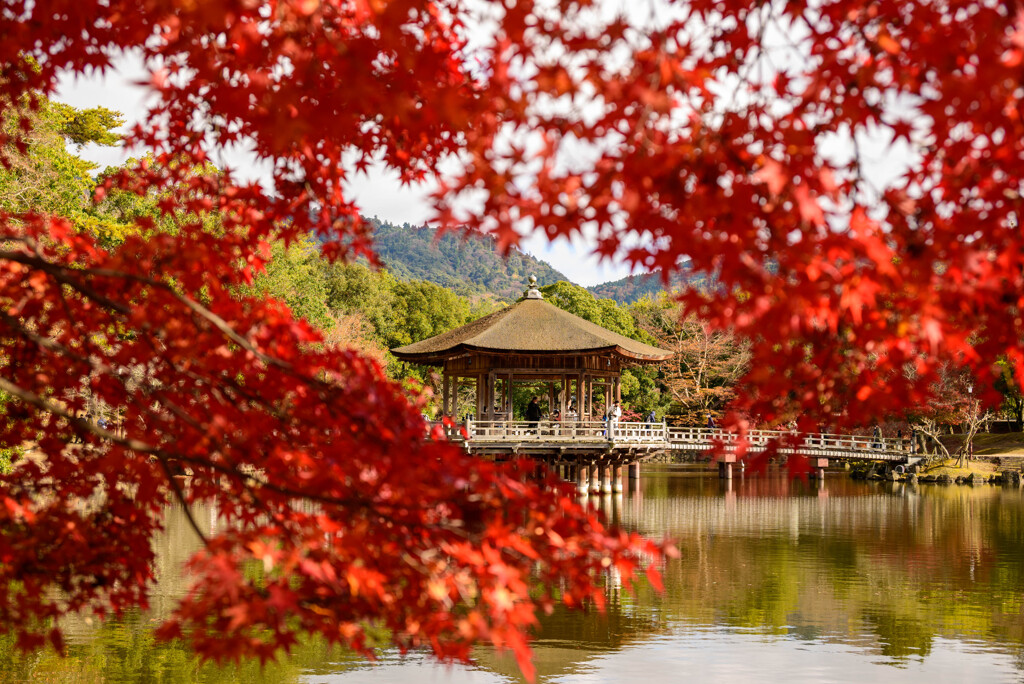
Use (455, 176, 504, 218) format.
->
(2, 479, 1022, 682)
(623, 475, 1024, 666)
(0, 504, 368, 683)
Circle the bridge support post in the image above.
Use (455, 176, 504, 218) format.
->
(589, 464, 601, 494)
(718, 461, 732, 480)
(718, 454, 737, 480)
(613, 465, 624, 492)
(628, 462, 640, 480)
(815, 458, 829, 481)
(601, 465, 613, 493)
(576, 463, 589, 493)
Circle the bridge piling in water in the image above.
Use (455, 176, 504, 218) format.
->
(815, 458, 829, 480)
(718, 461, 732, 479)
(718, 454, 737, 480)
(576, 464, 589, 493)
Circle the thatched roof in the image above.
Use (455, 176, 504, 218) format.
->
(391, 297, 673, 365)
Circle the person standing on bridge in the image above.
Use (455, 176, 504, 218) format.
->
(706, 414, 716, 429)
(872, 425, 882, 450)
(525, 396, 543, 432)
(610, 402, 622, 439)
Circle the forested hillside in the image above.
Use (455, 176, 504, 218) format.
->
(369, 218, 568, 301)
(586, 264, 706, 304)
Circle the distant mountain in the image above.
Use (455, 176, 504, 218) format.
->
(369, 218, 570, 302)
(586, 264, 706, 304)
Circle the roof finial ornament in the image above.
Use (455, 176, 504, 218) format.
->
(525, 275, 544, 299)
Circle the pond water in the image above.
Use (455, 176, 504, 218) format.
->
(2, 469, 1023, 683)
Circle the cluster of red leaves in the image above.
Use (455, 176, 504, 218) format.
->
(431, 0, 1023, 435)
(0, 213, 660, 677)
(0, 0, 668, 676)
(2, 0, 1022, 671)
(8, 0, 1019, 429)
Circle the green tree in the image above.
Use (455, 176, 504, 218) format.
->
(322, 262, 402, 346)
(253, 239, 333, 331)
(389, 280, 471, 348)
(597, 298, 637, 338)
(91, 155, 227, 247)
(0, 99, 122, 217)
(994, 359, 1023, 431)
(539, 281, 602, 323)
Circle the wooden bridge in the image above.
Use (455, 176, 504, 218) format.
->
(437, 419, 920, 493)
(451, 420, 914, 460)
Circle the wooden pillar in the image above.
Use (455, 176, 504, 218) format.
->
(589, 464, 601, 493)
(453, 375, 460, 417)
(475, 375, 485, 420)
(616, 376, 622, 402)
(548, 382, 556, 417)
(598, 376, 606, 419)
(576, 372, 584, 419)
(628, 462, 640, 480)
(560, 375, 567, 418)
(612, 465, 623, 492)
(576, 462, 589, 493)
(442, 372, 451, 418)
(452, 376, 460, 420)
(589, 376, 598, 419)
(487, 370, 496, 419)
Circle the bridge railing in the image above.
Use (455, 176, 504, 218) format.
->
(434, 420, 667, 443)
(665, 427, 909, 454)
(430, 420, 910, 456)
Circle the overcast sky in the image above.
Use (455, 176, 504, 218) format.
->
(54, 59, 637, 288)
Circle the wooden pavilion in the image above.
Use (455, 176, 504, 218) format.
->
(391, 277, 673, 423)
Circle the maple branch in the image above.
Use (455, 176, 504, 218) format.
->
(0, 376, 158, 454)
(0, 310, 93, 368)
(0, 250, 132, 316)
(0, 309, 365, 533)
(155, 452, 210, 547)
(1, 244, 297, 377)
(67, 264, 332, 389)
